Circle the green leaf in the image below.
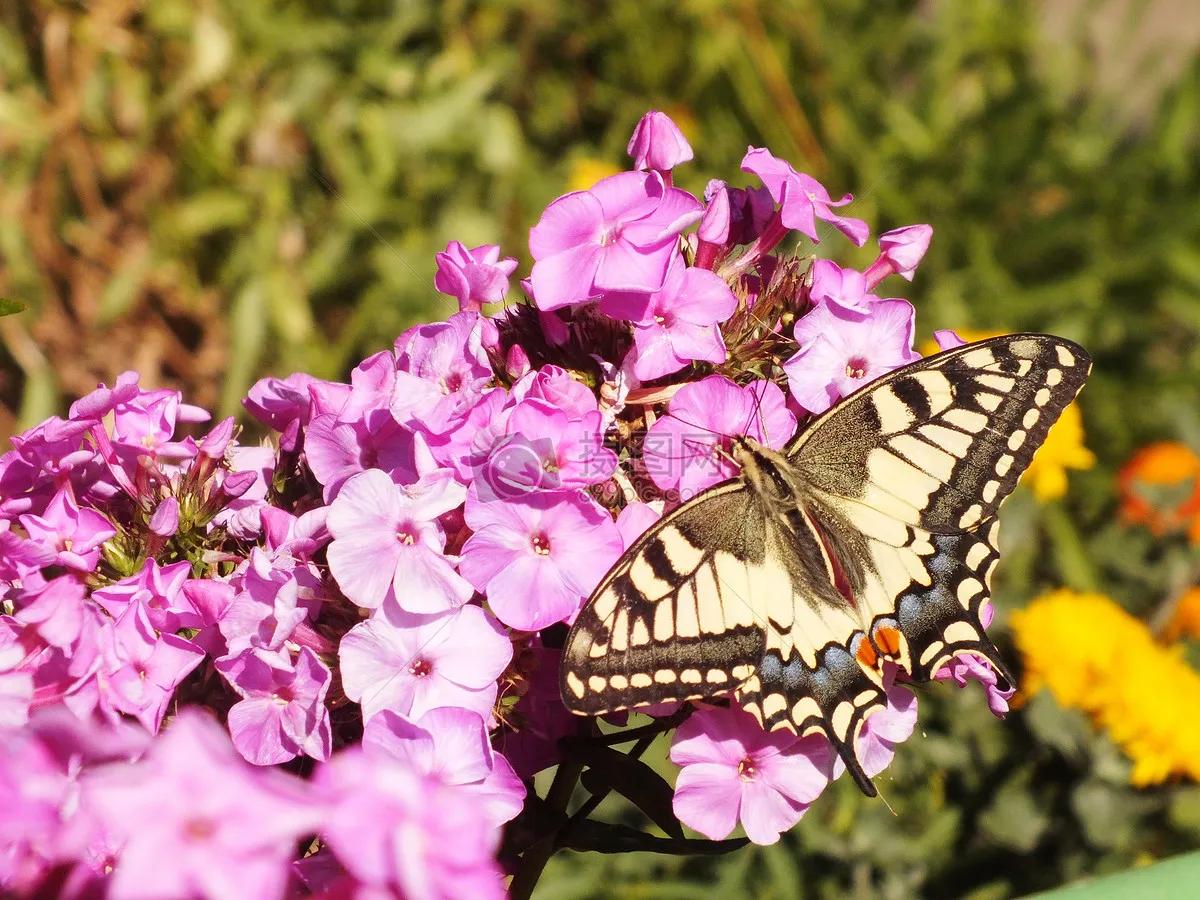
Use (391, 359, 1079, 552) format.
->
(1028, 851, 1200, 898)
(576, 744, 685, 839)
(0, 297, 26, 317)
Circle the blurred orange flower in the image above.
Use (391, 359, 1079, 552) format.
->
(1164, 587, 1200, 643)
(1013, 588, 1200, 786)
(1117, 442, 1200, 543)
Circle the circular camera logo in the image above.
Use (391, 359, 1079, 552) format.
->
(474, 434, 561, 501)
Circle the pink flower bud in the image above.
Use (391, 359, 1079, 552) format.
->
(864, 224, 933, 287)
(626, 110, 694, 172)
(149, 497, 180, 537)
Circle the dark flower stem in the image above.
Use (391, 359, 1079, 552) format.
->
(509, 761, 583, 900)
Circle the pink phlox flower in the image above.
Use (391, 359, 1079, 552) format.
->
(180, 578, 236, 657)
(615, 501, 663, 550)
(219, 549, 318, 656)
(243, 372, 323, 451)
(305, 410, 436, 501)
(109, 383, 208, 465)
(864, 223, 934, 286)
(602, 253, 739, 380)
(460, 491, 623, 630)
(91, 558, 194, 632)
(933, 328, 966, 352)
(670, 705, 838, 845)
(698, 180, 732, 247)
(391, 312, 495, 436)
(807, 258, 874, 316)
(210, 444, 276, 539)
(260, 505, 330, 557)
(0, 710, 143, 890)
(642, 376, 796, 496)
(68, 371, 141, 420)
(434, 241, 518, 312)
(741, 147, 869, 246)
(73, 604, 204, 733)
(12, 576, 87, 654)
(853, 676, 919, 779)
(495, 645, 578, 779)
(0, 417, 97, 516)
(315, 744, 505, 900)
(626, 110, 694, 172)
(0, 618, 34, 728)
(217, 646, 332, 765)
(327, 468, 472, 614)
(423, 387, 512, 482)
(529, 171, 703, 310)
(700, 179, 775, 248)
(18, 487, 115, 573)
(473, 399, 616, 502)
(84, 709, 317, 900)
(147, 496, 179, 537)
(934, 652, 1014, 717)
(509, 364, 600, 419)
(783, 298, 920, 414)
(363, 707, 525, 828)
(338, 604, 511, 723)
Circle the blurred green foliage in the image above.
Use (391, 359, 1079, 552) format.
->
(3, 0, 1200, 896)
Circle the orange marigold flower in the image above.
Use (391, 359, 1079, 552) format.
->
(1164, 587, 1200, 643)
(1117, 442, 1200, 541)
(1012, 588, 1200, 785)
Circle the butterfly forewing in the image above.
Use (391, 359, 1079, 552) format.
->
(791, 334, 1092, 533)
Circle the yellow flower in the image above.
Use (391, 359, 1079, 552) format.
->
(921, 328, 1094, 501)
(1012, 588, 1200, 785)
(1021, 402, 1096, 502)
(566, 157, 621, 193)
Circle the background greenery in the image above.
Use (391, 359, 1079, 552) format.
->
(3, 0, 1200, 896)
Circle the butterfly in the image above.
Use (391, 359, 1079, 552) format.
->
(560, 333, 1091, 795)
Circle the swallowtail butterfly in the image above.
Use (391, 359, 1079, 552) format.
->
(560, 333, 1091, 795)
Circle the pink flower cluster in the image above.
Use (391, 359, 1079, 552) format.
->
(1, 110, 1014, 897)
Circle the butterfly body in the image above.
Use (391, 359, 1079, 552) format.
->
(561, 334, 1091, 795)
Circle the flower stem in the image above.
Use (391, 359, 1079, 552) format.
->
(508, 761, 582, 900)
(1042, 502, 1098, 592)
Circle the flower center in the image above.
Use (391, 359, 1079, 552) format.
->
(844, 356, 868, 379)
(396, 523, 416, 545)
(409, 658, 432, 678)
(531, 532, 552, 556)
(183, 817, 216, 841)
(440, 371, 464, 395)
(654, 312, 674, 328)
(737, 757, 758, 781)
(599, 223, 624, 247)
